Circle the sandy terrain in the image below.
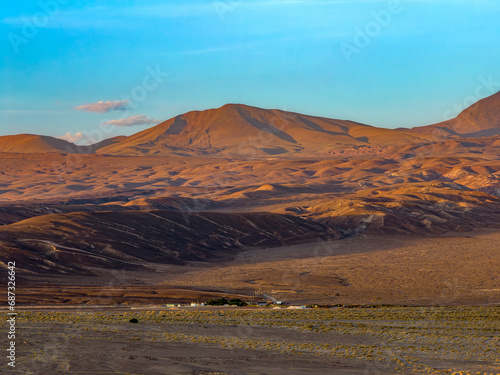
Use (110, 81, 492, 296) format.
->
(7, 228, 499, 307)
(162, 229, 500, 306)
(3, 307, 498, 375)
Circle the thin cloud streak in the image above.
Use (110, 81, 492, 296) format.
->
(1, 0, 393, 29)
(102, 115, 159, 127)
(74, 100, 129, 113)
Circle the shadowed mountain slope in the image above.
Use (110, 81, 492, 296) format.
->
(0, 210, 341, 275)
(412, 91, 500, 137)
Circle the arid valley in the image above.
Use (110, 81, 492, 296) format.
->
(1, 96, 500, 374)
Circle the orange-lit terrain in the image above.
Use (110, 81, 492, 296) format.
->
(1, 93, 500, 306)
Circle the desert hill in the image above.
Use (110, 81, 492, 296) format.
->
(412, 91, 500, 137)
(304, 182, 500, 235)
(96, 104, 435, 157)
(0, 210, 339, 275)
(88, 135, 127, 152)
(0, 134, 85, 154)
(0, 134, 126, 154)
(2, 150, 500, 235)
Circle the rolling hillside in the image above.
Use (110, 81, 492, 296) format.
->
(97, 104, 435, 157)
(0, 134, 83, 154)
(412, 91, 500, 137)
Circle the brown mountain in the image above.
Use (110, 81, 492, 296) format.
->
(412, 91, 500, 137)
(0, 134, 84, 154)
(0, 134, 127, 154)
(87, 135, 127, 152)
(97, 104, 435, 157)
(3, 95, 499, 156)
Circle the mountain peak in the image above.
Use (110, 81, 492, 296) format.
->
(96, 105, 434, 157)
(219, 103, 251, 109)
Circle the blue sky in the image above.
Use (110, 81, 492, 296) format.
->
(1, 0, 500, 143)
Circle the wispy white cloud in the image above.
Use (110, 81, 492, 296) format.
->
(0, 0, 394, 29)
(118, 3, 212, 18)
(74, 100, 129, 113)
(242, 0, 385, 5)
(0, 110, 62, 114)
(58, 131, 85, 144)
(1, 4, 211, 28)
(101, 115, 159, 127)
(166, 40, 266, 56)
(177, 46, 233, 55)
